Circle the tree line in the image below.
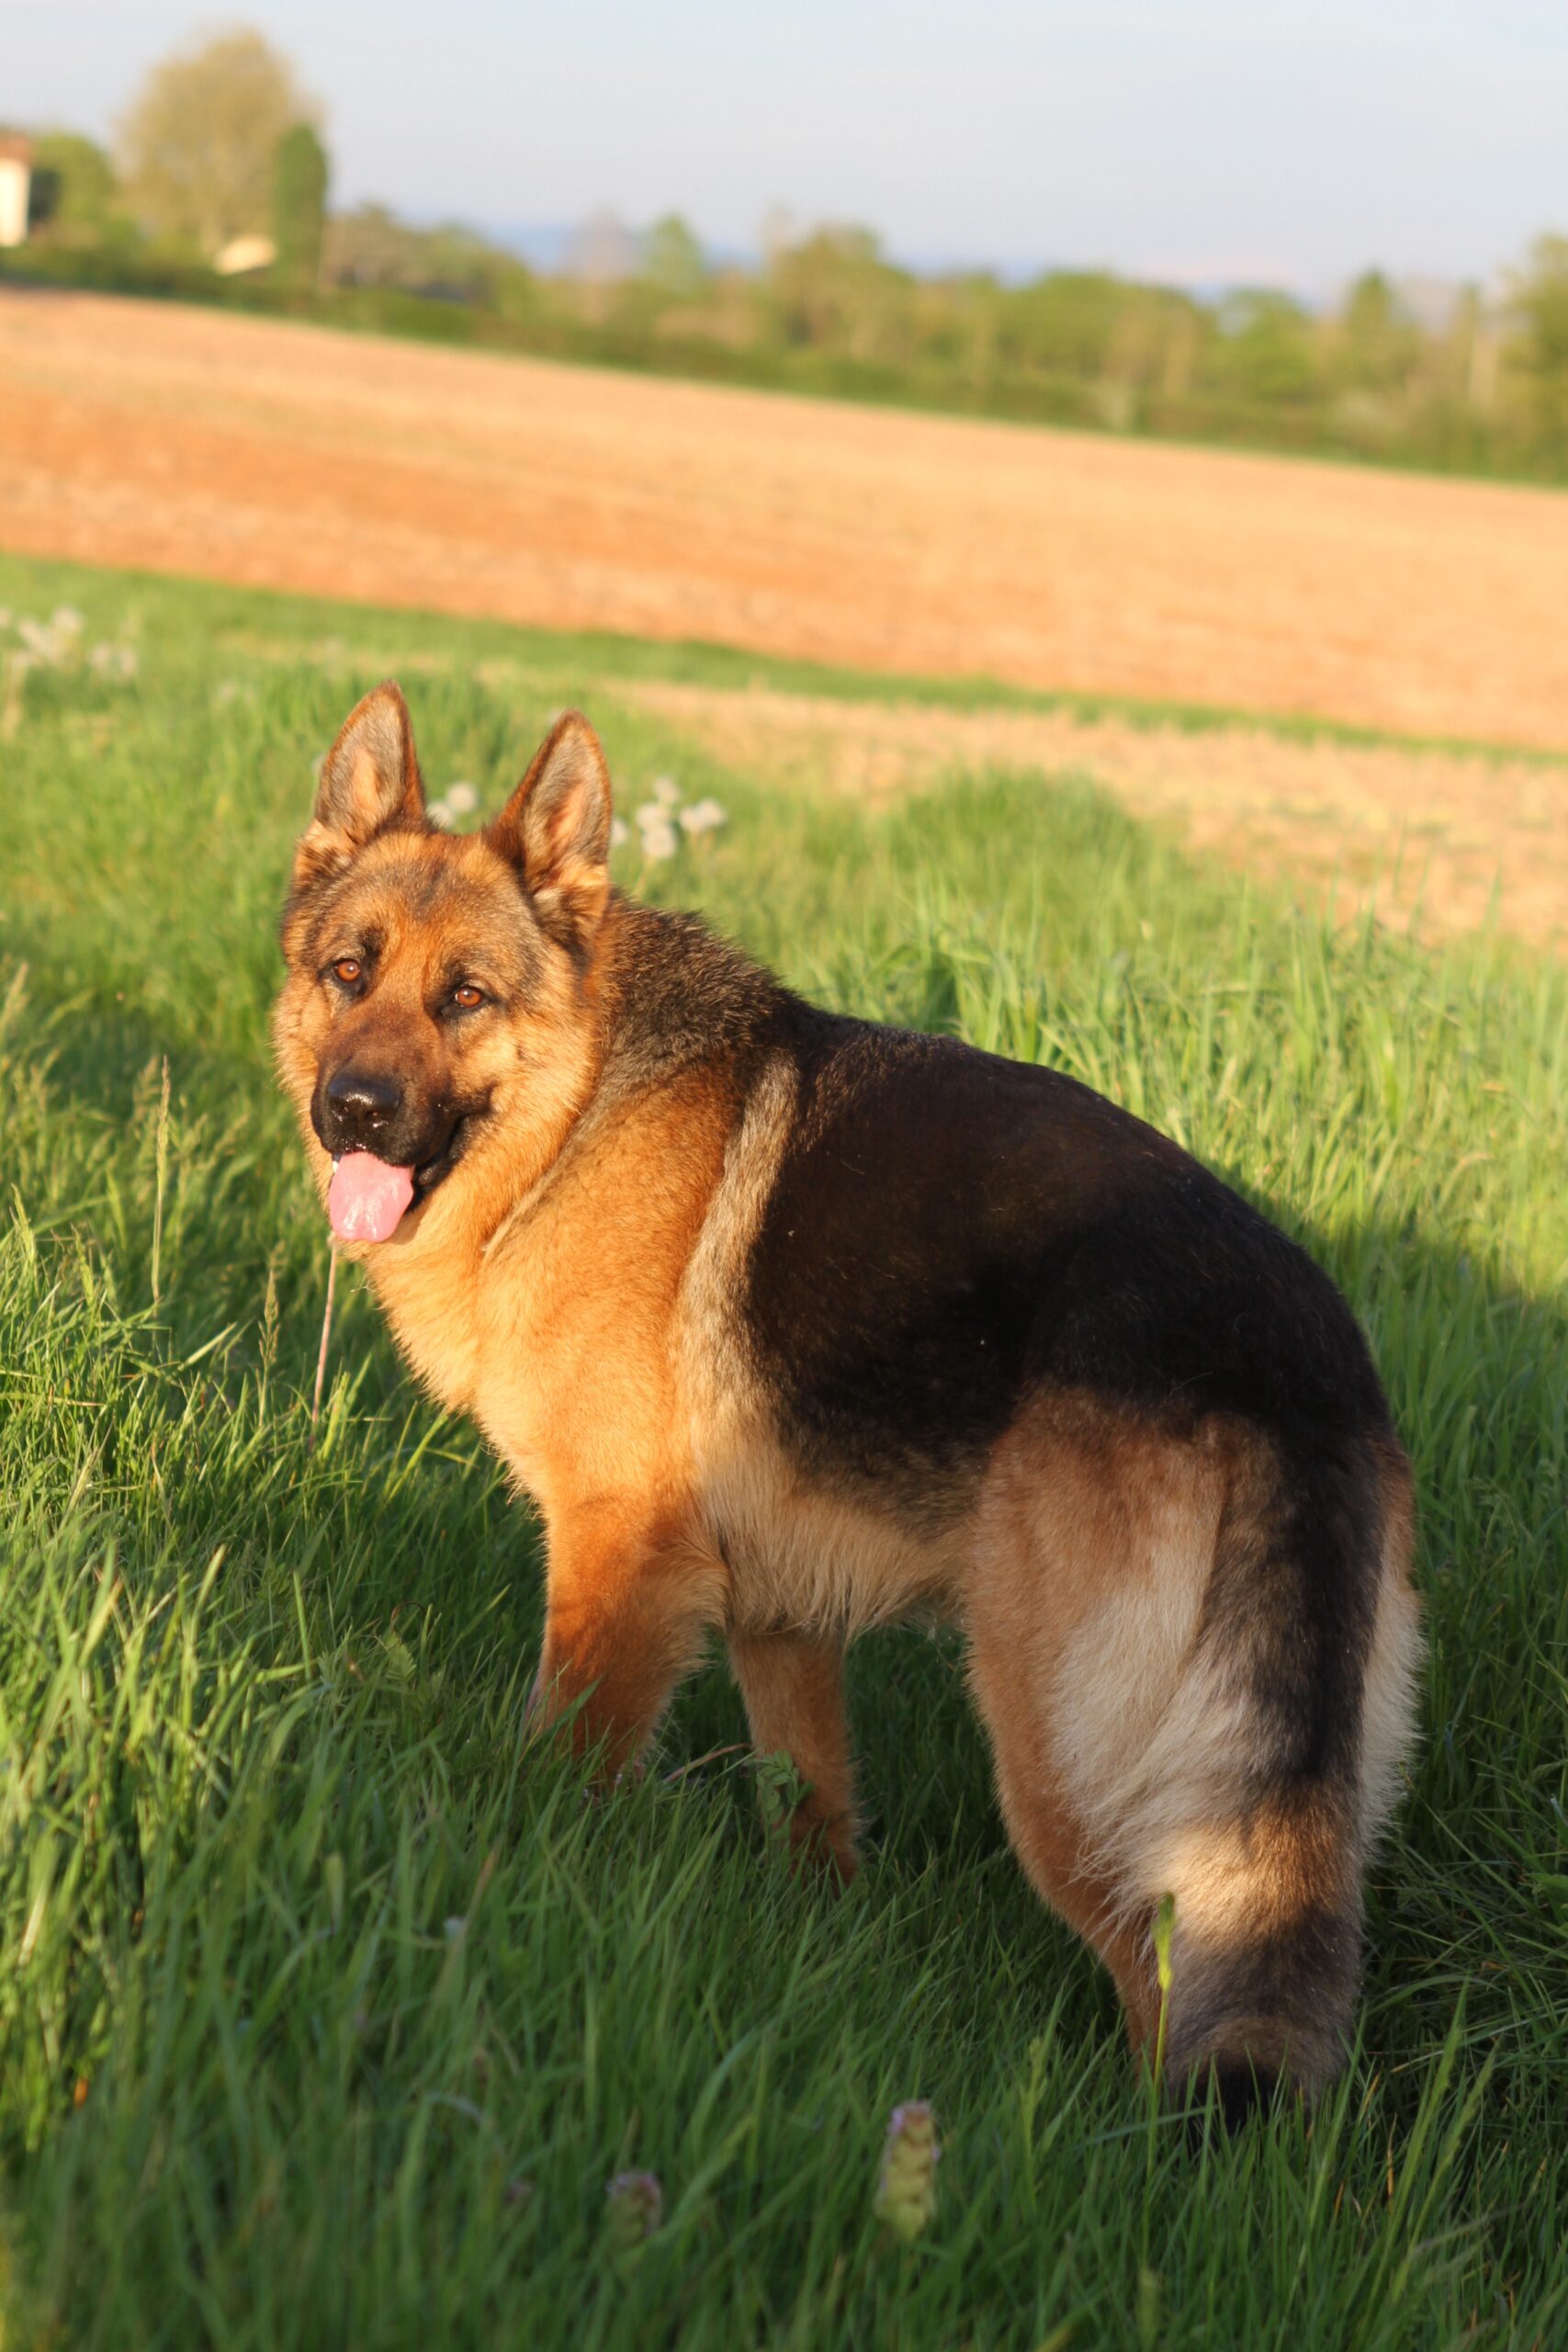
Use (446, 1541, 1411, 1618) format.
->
(8, 27, 1567, 483)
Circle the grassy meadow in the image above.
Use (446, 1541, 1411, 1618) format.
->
(0, 550, 1564, 2349)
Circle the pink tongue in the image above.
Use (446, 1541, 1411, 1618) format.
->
(328, 1152, 416, 1243)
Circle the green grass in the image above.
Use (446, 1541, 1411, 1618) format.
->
(0, 551, 1565, 2350)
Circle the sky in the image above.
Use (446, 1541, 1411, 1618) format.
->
(8, 0, 1566, 292)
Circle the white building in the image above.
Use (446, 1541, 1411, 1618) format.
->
(0, 136, 32, 248)
(214, 233, 277, 277)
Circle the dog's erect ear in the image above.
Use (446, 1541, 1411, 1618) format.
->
(488, 711, 612, 953)
(291, 682, 424, 892)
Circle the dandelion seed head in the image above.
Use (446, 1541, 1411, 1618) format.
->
(639, 820, 679, 862)
(445, 781, 479, 815)
(17, 618, 63, 662)
(428, 799, 456, 831)
(610, 816, 629, 849)
(652, 775, 681, 808)
(679, 798, 728, 835)
(88, 639, 140, 683)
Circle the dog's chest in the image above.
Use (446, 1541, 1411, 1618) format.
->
(385, 1125, 718, 1510)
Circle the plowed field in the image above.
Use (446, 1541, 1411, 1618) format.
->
(4, 287, 1567, 749)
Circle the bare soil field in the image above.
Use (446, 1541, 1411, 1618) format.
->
(622, 679, 1568, 951)
(4, 288, 1568, 749)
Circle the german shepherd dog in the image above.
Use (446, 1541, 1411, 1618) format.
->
(275, 684, 1420, 2120)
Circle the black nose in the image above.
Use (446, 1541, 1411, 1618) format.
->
(324, 1068, 404, 1142)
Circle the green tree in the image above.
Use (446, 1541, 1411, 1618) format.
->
(1510, 233, 1568, 455)
(1002, 271, 1124, 379)
(640, 213, 707, 304)
(323, 201, 412, 288)
(272, 120, 328, 291)
(1335, 271, 1418, 393)
(766, 225, 915, 363)
(26, 132, 124, 247)
(321, 202, 530, 314)
(117, 28, 320, 258)
(1205, 289, 1317, 408)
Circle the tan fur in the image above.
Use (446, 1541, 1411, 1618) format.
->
(1359, 1456, 1423, 1851)
(964, 1396, 1236, 2039)
(380, 1058, 739, 1763)
(728, 1631, 859, 1880)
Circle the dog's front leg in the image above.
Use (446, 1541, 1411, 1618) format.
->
(527, 1498, 727, 1776)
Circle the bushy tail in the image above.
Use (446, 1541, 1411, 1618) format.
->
(1125, 1432, 1420, 2120)
(1156, 1789, 1363, 2119)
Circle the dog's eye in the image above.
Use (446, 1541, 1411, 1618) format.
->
(452, 983, 485, 1012)
(332, 957, 363, 987)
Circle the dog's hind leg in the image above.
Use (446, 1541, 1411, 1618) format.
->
(967, 1396, 1419, 2113)
(530, 1498, 728, 1774)
(965, 1398, 1211, 2046)
(729, 1630, 860, 1883)
(965, 1571, 1160, 2046)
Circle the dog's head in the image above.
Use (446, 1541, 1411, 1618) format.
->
(273, 682, 612, 1249)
